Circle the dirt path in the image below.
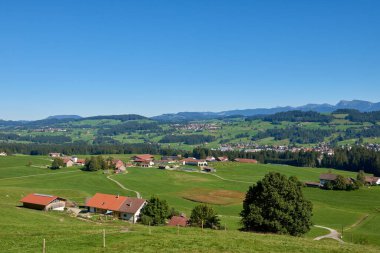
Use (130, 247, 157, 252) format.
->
(313, 225, 345, 243)
(344, 214, 370, 231)
(106, 175, 141, 199)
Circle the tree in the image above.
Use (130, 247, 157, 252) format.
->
(140, 196, 169, 226)
(240, 172, 313, 236)
(333, 175, 347, 190)
(189, 204, 220, 229)
(51, 158, 64, 169)
(356, 170, 366, 186)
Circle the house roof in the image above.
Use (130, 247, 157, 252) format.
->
(86, 193, 145, 214)
(20, 193, 63, 206)
(86, 193, 128, 212)
(62, 158, 72, 163)
(365, 176, 380, 183)
(319, 173, 338, 181)
(119, 198, 146, 214)
(168, 216, 188, 227)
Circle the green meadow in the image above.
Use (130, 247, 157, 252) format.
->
(0, 155, 380, 252)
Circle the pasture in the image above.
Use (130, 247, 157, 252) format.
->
(0, 155, 380, 252)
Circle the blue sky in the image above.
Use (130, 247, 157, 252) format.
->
(0, 0, 379, 120)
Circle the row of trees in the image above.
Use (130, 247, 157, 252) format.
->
(159, 134, 216, 145)
(140, 196, 220, 229)
(248, 110, 333, 123)
(251, 127, 333, 144)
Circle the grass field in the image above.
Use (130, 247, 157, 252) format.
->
(0, 155, 380, 252)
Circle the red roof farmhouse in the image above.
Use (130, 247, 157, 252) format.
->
(86, 193, 146, 223)
(20, 193, 66, 211)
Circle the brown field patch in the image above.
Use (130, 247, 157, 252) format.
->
(181, 188, 245, 205)
(169, 173, 210, 183)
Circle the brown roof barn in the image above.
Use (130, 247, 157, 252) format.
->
(20, 193, 66, 211)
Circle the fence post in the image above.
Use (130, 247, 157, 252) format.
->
(103, 229, 106, 248)
(42, 239, 46, 253)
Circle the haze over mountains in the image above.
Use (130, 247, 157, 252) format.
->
(2, 100, 380, 123)
(151, 100, 380, 121)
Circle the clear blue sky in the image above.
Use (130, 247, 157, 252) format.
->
(0, 0, 379, 120)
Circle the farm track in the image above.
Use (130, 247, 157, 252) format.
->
(313, 225, 345, 243)
(106, 175, 142, 199)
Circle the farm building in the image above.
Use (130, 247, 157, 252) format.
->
(0, 152, 7, 156)
(168, 215, 188, 227)
(319, 173, 338, 186)
(206, 156, 216, 162)
(216, 156, 229, 162)
(234, 158, 258, 164)
(86, 193, 146, 223)
(132, 154, 155, 167)
(182, 158, 208, 167)
(202, 167, 216, 173)
(365, 176, 380, 186)
(304, 181, 322, 188)
(20, 193, 66, 211)
(112, 159, 126, 173)
(62, 158, 74, 167)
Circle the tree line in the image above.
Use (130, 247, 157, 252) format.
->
(247, 110, 333, 123)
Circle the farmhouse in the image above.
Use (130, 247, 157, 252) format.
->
(62, 158, 74, 167)
(182, 158, 208, 167)
(234, 158, 258, 164)
(20, 193, 66, 211)
(112, 159, 126, 173)
(365, 176, 380, 186)
(75, 158, 86, 166)
(319, 173, 338, 186)
(206, 156, 216, 162)
(86, 193, 146, 223)
(132, 154, 155, 167)
(216, 156, 229, 162)
(168, 215, 188, 227)
(0, 152, 7, 156)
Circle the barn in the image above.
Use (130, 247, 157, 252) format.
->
(20, 193, 66, 211)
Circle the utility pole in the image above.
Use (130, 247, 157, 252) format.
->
(341, 224, 344, 238)
(149, 222, 151, 235)
(201, 220, 204, 231)
(42, 239, 46, 253)
(177, 224, 179, 235)
(103, 229, 106, 248)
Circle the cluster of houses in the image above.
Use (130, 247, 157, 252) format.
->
(19, 192, 188, 226)
(47, 153, 258, 173)
(305, 173, 380, 188)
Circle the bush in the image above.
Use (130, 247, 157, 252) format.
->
(189, 204, 220, 229)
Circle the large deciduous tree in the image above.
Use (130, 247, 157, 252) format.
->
(240, 172, 313, 236)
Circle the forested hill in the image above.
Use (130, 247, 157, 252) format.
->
(2, 109, 380, 148)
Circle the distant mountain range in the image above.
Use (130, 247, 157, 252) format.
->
(46, 115, 82, 120)
(2, 100, 380, 123)
(151, 100, 380, 121)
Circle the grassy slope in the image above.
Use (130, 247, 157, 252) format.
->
(1, 156, 380, 252)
